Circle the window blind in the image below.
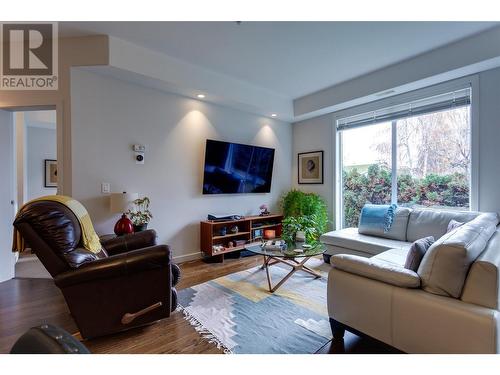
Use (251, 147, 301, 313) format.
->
(337, 87, 471, 131)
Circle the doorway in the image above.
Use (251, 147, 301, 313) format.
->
(0, 110, 16, 282)
(0, 107, 57, 282)
(16, 110, 58, 204)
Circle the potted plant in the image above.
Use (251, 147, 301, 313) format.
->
(127, 196, 153, 232)
(280, 190, 329, 240)
(282, 215, 319, 244)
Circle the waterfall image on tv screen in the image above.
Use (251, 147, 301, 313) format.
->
(202, 139, 275, 194)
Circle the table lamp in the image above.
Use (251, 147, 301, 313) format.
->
(110, 192, 138, 236)
(264, 229, 276, 239)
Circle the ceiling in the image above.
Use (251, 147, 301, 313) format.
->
(60, 22, 499, 99)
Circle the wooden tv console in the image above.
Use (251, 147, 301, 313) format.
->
(200, 214, 283, 262)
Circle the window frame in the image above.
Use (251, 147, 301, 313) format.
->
(333, 76, 479, 229)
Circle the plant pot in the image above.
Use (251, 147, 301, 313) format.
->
(295, 230, 306, 242)
(133, 223, 148, 232)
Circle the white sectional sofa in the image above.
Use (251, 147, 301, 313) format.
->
(321, 208, 479, 261)
(321, 208, 500, 353)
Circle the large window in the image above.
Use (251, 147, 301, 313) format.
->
(339, 88, 471, 228)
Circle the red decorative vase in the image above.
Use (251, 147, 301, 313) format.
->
(114, 214, 134, 236)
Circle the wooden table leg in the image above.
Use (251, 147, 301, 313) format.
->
(302, 264, 322, 278)
(299, 257, 322, 278)
(262, 255, 323, 293)
(263, 255, 273, 292)
(270, 267, 297, 293)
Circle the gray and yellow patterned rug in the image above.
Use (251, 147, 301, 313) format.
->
(178, 257, 332, 354)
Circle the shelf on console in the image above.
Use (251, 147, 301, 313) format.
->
(211, 241, 263, 256)
(200, 214, 283, 261)
(251, 223, 281, 230)
(212, 231, 251, 240)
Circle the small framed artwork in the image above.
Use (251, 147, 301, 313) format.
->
(298, 151, 323, 184)
(44, 159, 58, 188)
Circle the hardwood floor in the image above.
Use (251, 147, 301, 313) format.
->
(0, 256, 261, 354)
(0, 255, 395, 354)
(0, 277, 78, 353)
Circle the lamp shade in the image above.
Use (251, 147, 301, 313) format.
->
(110, 192, 138, 213)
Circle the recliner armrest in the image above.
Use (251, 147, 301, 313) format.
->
(101, 229, 157, 255)
(331, 254, 421, 288)
(54, 245, 171, 288)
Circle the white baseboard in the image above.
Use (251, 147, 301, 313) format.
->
(173, 251, 202, 263)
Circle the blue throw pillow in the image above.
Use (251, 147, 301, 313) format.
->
(358, 204, 398, 233)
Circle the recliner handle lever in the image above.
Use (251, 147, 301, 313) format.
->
(121, 302, 163, 325)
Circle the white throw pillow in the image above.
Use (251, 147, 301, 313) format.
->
(417, 212, 499, 298)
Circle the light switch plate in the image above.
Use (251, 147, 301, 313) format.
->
(101, 183, 110, 194)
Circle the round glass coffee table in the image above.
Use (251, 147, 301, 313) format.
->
(245, 241, 326, 293)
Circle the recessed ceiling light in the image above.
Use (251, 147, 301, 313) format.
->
(197, 94, 206, 99)
(271, 113, 277, 117)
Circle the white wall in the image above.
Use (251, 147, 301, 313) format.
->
(26, 126, 57, 200)
(0, 110, 15, 282)
(15, 112, 27, 206)
(292, 66, 500, 223)
(478, 68, 500, 213)
(292, 114, 334, 228)
(71, 68, 292, 261)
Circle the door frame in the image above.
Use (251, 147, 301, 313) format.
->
(0, 104, 59, 281)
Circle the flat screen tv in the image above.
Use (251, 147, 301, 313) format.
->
(202, 139, 275, 194)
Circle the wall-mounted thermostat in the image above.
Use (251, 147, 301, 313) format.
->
(133, 144, 146, 164)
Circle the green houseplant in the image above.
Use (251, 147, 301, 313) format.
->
(280, 190, 329, 243)
(282, 215, 319, 243)
(127, 196, 153, 232)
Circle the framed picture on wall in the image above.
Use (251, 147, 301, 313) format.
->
(298, 151, 323, 184)
(44, 159, 58, 188)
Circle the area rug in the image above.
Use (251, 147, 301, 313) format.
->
(177, 257, 332, 354)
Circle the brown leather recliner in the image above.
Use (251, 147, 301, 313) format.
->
(13, 200, 180, 339)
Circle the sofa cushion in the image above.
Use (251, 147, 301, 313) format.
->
(447, 219, 464, 233)
(331, 254, 421, 288)
(358, 207, 411, 241)
(320, 228, 411, 256)
(460, 229, 500, 309)
(406, 209, 479, 243)
(404, 236, 435, 272)
(372, 248, 409, 266)
(417, 212, 499, 298)
(324, 244, 375, 259)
